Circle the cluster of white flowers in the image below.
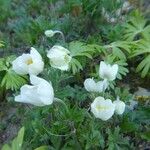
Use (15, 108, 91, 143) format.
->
(12, 29, 126, 121)
(84, 61, 125, 121)
(91, 96, 125, 121)
(84, 61, 118, 93)
(12, 47, 71, 74)
(12, 30, 72, 106)
(84, 78, 108, 93)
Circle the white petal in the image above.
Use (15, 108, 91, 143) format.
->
(96, 79, 109, 92)
(102, 79, 109, 91)
(30, 75, 45, 85)
(51, 64, 69, 71)
(15, 85, 44, 106)
(45, 30, 55, 37)
(15, 95, 23, 102)
(49, 56, 70, 70)
(110, 64, 118, 80)
(84, 78, 109, 93)
(12, 48, 44, 75)
(99, 61, 118, 81)
(113, 98, 125, 115)
(12, 54, 30, 75)
(47, 45, 71, 71)
(52, 45, 70, 54)
(84, 78, 96, 92)
(91, 96, 115, 121)
(99, 61, 108, 79)
(30, 47, 43, 60)
(15, 76, 54, 106)
(38, 82, 54, 105)
(29, 48, 44, 75)
(47, 46, 70, 59)
(28, 61, 44, 75)
(95, 81, 104, 93)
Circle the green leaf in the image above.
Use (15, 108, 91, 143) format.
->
(136, 55, 150, 78)
(1, 127, 25, 150)
(113, 47, 126, 60)
(131, 39, 150, 58)
(70, 58, 83, 74)
(16, 127, 25, 149)
(124, 11, 150, 41)
(0, 58, 7, 71)
(1, 69, 27, 90)
(0, 41, 5, 47)
(140, 131, 150, 141)
(12, 127, 25, 150)
(1, 144, 11, 150)
(34, 146, 49, 150)
(69, 41, 95, 57)
(121, 119, 138, 133)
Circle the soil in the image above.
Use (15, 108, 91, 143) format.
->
(0, 103, 21, 148)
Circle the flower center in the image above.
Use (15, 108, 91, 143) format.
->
(64, 55, 70, 63)
(26, 58, 33, 65)
(96, 105, 108, 110)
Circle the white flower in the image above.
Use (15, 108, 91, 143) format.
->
(45, 30, 63, 38)
(84, 78, 108, 93)
(15, 75, 54, 106)
(91, 96, 115, 121)
(45, 30, 56, 37)
(12, 47, 44, 75)
(99, 61, 118, 81)
(47, 45, 72, 71)
(113, 97, 125, 115)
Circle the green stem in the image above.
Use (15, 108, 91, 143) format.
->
(54, 31, 65, 42)
(54, 98, 69, 113)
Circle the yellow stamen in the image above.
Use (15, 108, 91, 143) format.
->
(96, 105, 108, 110)
(26, 58, 33, 65)
(64, 55, 70, 63)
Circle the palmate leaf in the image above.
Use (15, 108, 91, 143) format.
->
(130, 39, 150, 77)
(69, 41, 104, 74)
(0, 58, 7, 71)
(116, 60, 129, 80)
(124, 12, 150, 41)
(0, 41, 4, 47)
(69, 41, 94, 58)
(70, 58, 83, 74)
(1, 69, 27, 91)
(104, 41, 131, 61)
(131, 39, 150, 57)
(0, 55, 16, 72)
(69, 41, 100, 74)
(136, 55, 150, 78)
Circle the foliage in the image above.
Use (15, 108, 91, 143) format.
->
(69, 41, 102, 74)
(2, 127, 49, 150)
(2, 127, 25, 150)
(0, 41, 4, 47)
(0, 0, 149, 149)
(130, 39, 150, 77)
(0, 56, 27, 91)
(124, 11, 150, 41)
(124, 11, 150, 77)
